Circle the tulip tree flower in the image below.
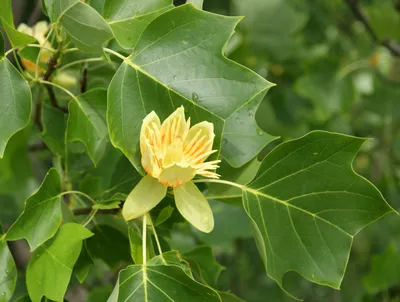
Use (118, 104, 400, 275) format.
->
(122, 107, 221, 233)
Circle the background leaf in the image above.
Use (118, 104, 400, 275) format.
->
(243, 131, 395, 295)
(0, 58, 32, 158)
(67, 89, 109, 165)
(6, 168, 62, 251)
(26, 223, 93, 302)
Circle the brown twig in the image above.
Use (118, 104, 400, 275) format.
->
(44, 84, 68, 113)
(80, 67, 88, 93)
(73, 208, 121, 215)
(345, 0, 400, 57)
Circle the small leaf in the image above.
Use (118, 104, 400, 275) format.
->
(183, 246, 225, 287)
(0, 58, 32, 158)
(6, 168, 62, 251)
(363, 242, 400, 294)
(86, 224, 131, 269)
(108, 264, 221, 301)
(93, 200, 121, 210)
(67, 89, 109, 165)
(26, 223, 93, 302)
(0, 19, 36, 48)
(242, 131, 395, 296)
(0, 224, 17, 302)
(40, 102, 67, 156)
(154, 205, 174, 226)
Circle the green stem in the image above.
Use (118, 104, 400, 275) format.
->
(57, 57, 105, 72)
(103, 47, 127, 61)
(192, 178, 245, 190)
(147, 214, 166, 264)
(37, 79, 77, 100)
(35, 27, 54, 79)
(82, 209, 98, 227)
(59, 190, 97, 205)
(143, 215, 147, 266)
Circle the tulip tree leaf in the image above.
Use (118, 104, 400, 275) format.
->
(103, 0, 173, 21)
(0, 58, 32, 158)
(6, 168, 62, 251)
(40, 102, 67, 156)
(67, 89, 109, 166)
(183, 246, 225, 287)
(241, 131, 395, 297)
(108, 264, 221, 301)
(107, 4, 274, 171)
(0, 19, 36, 48)
(0, 224, 17, 302)
(26, 223, 93, 302)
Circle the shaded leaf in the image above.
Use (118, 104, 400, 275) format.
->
(183, 245, 225, 287)
(242, 131, 395, 296)
(40, 102, 67, 156)
(108, 264, 221, 301)
(218, 292, 246, 302)
(0, 31, 4, 57)
(67, 89, 109, 165)
(6, 168, 62, 251)
(0, 58, 32, 158)
(86, 224, 131, 269)
(74, 245, 94, 284)
(0, 224, 17, 302)
(26, 223, 93, 302)
(154, 205, 174, 226)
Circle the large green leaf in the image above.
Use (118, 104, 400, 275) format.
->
(67, 89, 109, 165)
(0, 58, 32, 158)
(45, 0, 113, 53)
(107, 4, 273, 171)
(0, 224, 17, 302)
(241, 131, 395, 296)
(108, 264, 221, 301)
(103, 0, 172, 21)
(26, 223, 93, 302)
(6, 168, 62, 251)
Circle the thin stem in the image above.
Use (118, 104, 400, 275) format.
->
(142, 215, 147, 266)
(82, 209, 98, 227)
(57, 57, 104, 72)
(27, 44, 56, 53)
(59, 190, 97, 205)
(147, 214, 166, 264)
(38, 80, 77, 100)
(35, 27, 54, 79)
(12, 50, 26, 76)
(62, 47, 79, 55)
(103, 47, 127, 61)
(192, 178, 245, 190)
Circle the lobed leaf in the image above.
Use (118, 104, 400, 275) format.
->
(241, 131, 395, 296)
(6, 168, 62, 251)
(26, 223, 93, 302)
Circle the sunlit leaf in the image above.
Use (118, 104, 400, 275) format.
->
(6, 168, 62, 251)
(242, 131, 395, 297)
(26, 223, 93, 302)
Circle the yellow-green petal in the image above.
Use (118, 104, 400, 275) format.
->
(122, 175, 167, 221)
(174, 181, 214, 233)
(158, 164, 196, 187)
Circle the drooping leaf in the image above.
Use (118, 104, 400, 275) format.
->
(0, 58, 32, 158)
(107, 4, 273, 171)
(241, 131, 395, 296)
(363, 242, 400, 294)
(0, 224, 17, 302)
(6, 168, 62, 251)
(0, 19, 36, 48)
(67, 89, 109, 165)
(86, 224, 131, 269)
(45, 0, 113, 53)
(26, 223, 93, 302)
(108, 264, 221, 301)
(40, 102, 67, 156)
(183, 245, 225, 287)
(154, 205, 174, 226)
